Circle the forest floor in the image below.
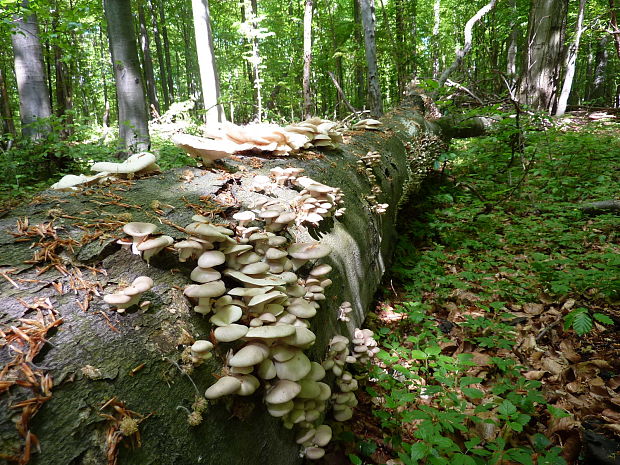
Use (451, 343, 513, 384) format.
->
(325, 116, 620, 465)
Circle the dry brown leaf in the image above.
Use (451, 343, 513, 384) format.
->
(608, 375, 620, 390)
(543, 358, 565, 376)
(523, 302, 544, 315)
(601, 409, 620, 422)
(559, 340, 581, 363)
(524, 370, 546, 380)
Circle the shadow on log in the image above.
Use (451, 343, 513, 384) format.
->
(0, 100, 476, 465)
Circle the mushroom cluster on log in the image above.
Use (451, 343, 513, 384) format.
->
(0, 100, 459, 465)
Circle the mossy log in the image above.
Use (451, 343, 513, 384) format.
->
(0, 101, 452, 465)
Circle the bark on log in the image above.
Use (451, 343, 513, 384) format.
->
(0, 101, 456, 465)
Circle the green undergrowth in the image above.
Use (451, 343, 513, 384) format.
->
(0, 116, 195, 206)
(347, 119, 619, 465)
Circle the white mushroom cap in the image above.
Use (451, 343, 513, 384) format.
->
(103, 293, 133, 307)
(258, 359, 277, 380)
(191, 340, 214, 356)
(214, 324, 249, 342)
(245, 325, 296, 339)
(266, 400, 294, 417)
(123, 222, 157, 239)
(137, 235, 174, 263)
(313, 425, 332, 447)
(265, 380, 301, 404)
(184, 281, 227, 299)
(209, 304, 243, 326)
(91, 152, 158, 174)
(274, 351, 312, 381)
(305, 447, 325, 460)
(205, 376, 242, 399)
(190, 267, 221, 283)
(282, 327, 316, 348)
(309, 264, 332, 277)
(197, 250, 226, 268)
(297, 380, 321, 399)
(174, 240, 203, 262)
(236, 374, 260, 396)
(288, 242, 332, 260)
(228, 342, 270, 367)
(123, 276, 154, 295)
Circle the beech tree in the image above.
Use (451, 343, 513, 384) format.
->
(359, 0, 383, 117)
(192, 0, 225, 125)
(10, 0, 52, 140)
(103, 0, 150, 152)
(518, 0, 568, 112)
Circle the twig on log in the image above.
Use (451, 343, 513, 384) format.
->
(328, 71, 360, 118)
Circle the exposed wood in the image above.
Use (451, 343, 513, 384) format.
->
(328, 71, 360, 117)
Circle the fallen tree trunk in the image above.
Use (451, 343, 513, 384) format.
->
(0, 100, 468, 465)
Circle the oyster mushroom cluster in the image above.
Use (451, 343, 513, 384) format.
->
(103, 276, 154, 313)
(351, 328, 380, 364)
(172, 118, 345, 167)
(294, 176, 346, 226)
(358, 151, 389, 215)
(171, 211, 340, 459)
(51, 152, 161, 191)
(337, 301, 353, 322)
(352, 118, 383, 130)
(120, 222, 174, 264)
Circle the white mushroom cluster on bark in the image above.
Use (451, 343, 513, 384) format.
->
(337, 301, 353, 322)
(358, 151, 389, 215)
(120, 222, 173, 264)
(172, 118, 345, 167)
(51, 152, 161, 191)
(102, 276, 154, 312)
(352, 118, 383, 130)
(352, 328, 380, 363)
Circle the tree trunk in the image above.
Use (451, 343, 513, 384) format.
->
(192, 0, 225, 125)
(433, 0, 497, 99)
(0, 99, 478, 465)
(359, 0, 383, 117)
(0, 66, 16, 139)
(506, 0, 518, 85)
(432, 0, 441, 78)
(148, 0, 169, 111)
(517, 0, 568, 112)
(10, 0, 52, 140)
(302, 0, 313, 119)
(157, 0, 175, 102)
(138, 0, 160, 117)
(609, 0, 620, 61)
(104, 0, 150, 152)
(555, 0, 587, 116)
(590, 36, 609, 103)
(352, 0, 366, 109)
(52, 3, 73, 137)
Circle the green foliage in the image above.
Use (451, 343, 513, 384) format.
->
(360, 117, 617, 465)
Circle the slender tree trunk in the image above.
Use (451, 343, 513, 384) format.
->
(104, 0, 150, 152)
(609, 0, 620, 61)
(359, 0, 383, 116)
(244, 0, 264, 122)
(0, 66, 16, 138)
(555, 0, 587, 116)
(353, 0, 366, 109)
(98, 26, 111, 127)
(432, 0, 441, 78)
(148, 0, 169, 110)
(192, 0, 225, 124)
(590, 36, 609, 102)
(10, 0, 52, 140)
(518, 0, 568, 112)
(434, 0, 497, 98)
(302, 0, 313, 119)
(506, 0, 518, 84)
(138, 0, 160, 116)
(52, 4, 73, 137)
(157, 0, 175, 102)
(378, 0, 403, 101)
